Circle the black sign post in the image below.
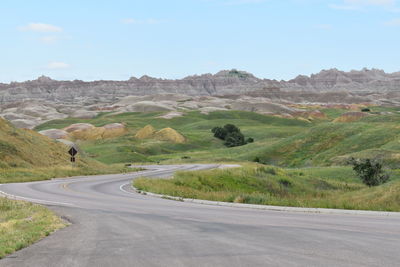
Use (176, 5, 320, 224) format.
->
(68, 147, 78, 166)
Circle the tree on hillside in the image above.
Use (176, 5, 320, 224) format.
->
(349, 158, 390, 187)
(212, 126, 228, 140)
(223, 124, 240, 134)
(224, 132, 246, 147)
(211, 124, 253, 148)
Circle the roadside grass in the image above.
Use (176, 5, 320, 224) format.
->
(134, 165, 400, 212)
(0, 163, 136, 184)
(0, 198, 65, 259)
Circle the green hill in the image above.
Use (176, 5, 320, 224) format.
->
(32, 108, 400, 168)
(0, 118, 127, 183)
(251, 120, 400, 167)
(0, 118, 71, 168)
(35, 110, 311, 164)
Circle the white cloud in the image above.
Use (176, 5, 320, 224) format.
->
(121, 18, 163, 25)
(384, 18, 400, 25)
(345, 0, 395, 5)
(329, 3, 361, 9)
(18, 23, 63, 33)
(46, 62, 70, 70)
(330, 0, 397, 10)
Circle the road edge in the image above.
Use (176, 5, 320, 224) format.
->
(127, 184, 400, 217)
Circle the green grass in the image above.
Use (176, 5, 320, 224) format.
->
(252, 121, 400, 167)
(0, 163, 136, 184)
(32, 108, 400, 169)
(35, 110, 312, 165)
(134, 165, 400, 212)
(0, 198, 65, 259)
(0, 117, 141, 183)
(321, 108, 349, 119)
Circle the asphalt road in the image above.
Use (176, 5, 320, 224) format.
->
(1, 164, 400, 267)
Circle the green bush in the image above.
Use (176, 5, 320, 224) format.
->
(349, 158, 390, 187)
(211, 124, 252, 148)
(211, 126, 228, 140)
(224, 132, 246, 147)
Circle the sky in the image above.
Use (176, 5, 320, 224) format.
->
(1, 0, 400, 83)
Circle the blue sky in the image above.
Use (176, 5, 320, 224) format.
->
(1, 0, 400, 83)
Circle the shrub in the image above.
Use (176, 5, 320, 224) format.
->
(349, 158, 390, 187)
(223, 124, 240, 134)
(211, 127, 228, 140)
(279, 178, 292, 187)
(211, 124, 253, 148)
(224, 132, 246, 147)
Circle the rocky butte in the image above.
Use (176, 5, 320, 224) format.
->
(0, 68, 399, 129)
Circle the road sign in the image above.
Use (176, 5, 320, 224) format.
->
(68, 147, 78, 157)
(70, 157, 76, 162)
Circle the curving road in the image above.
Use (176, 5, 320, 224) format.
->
(0, 164, 400, 267)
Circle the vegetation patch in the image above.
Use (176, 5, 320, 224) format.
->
(0, 198, 65, 259)
(134, 165, 400, 211)
(212, 124, 253, 147)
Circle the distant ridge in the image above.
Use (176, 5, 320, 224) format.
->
(1, 68, 400, 104)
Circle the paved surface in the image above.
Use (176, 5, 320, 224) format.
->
(0, 164, 400, 267)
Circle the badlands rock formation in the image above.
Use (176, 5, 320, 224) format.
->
(1, 68, 399, 128)
(134, 125, 156, 139)
(41, 123, 127, 141)
(1, 68, 399, 104)
(134, 125, 186, 143)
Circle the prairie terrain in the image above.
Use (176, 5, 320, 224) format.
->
(31, 106, 400, 211)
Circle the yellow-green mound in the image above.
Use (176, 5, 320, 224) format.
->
(0, 117, 69, 168)
(64, 123, 127, 141)
(134, 125, 156, 139)
(134, 125, 186, 143)
(333, 112, 369, 123)
(153, 128, 186, 143)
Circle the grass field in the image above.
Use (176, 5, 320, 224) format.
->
(134, 165, 400, 211)
(33, 108, 400, 168)
(0, 117, 138, 183)
(35, 110, 312, 164)
(26, 106, 400, 212)
(0, 198, 65, 259)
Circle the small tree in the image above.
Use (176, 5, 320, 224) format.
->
(223, 124, 240, 134)
(211, 124, 253, 148)
(349, 158, 390, 187)
(212, 127, 228, 140)
(224, 132, 246, 147)
(247, 137, 254, 143)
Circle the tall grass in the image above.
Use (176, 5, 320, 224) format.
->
(134, 165, 400, 211)
(0, 198, 65, 259)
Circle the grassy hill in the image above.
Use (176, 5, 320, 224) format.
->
(251, 120, 400, 167)
(0, 118, 128, 183)
(134, 164, 400, 212)
(35, 110, 311, 164)
(33, 108, 400, 168)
